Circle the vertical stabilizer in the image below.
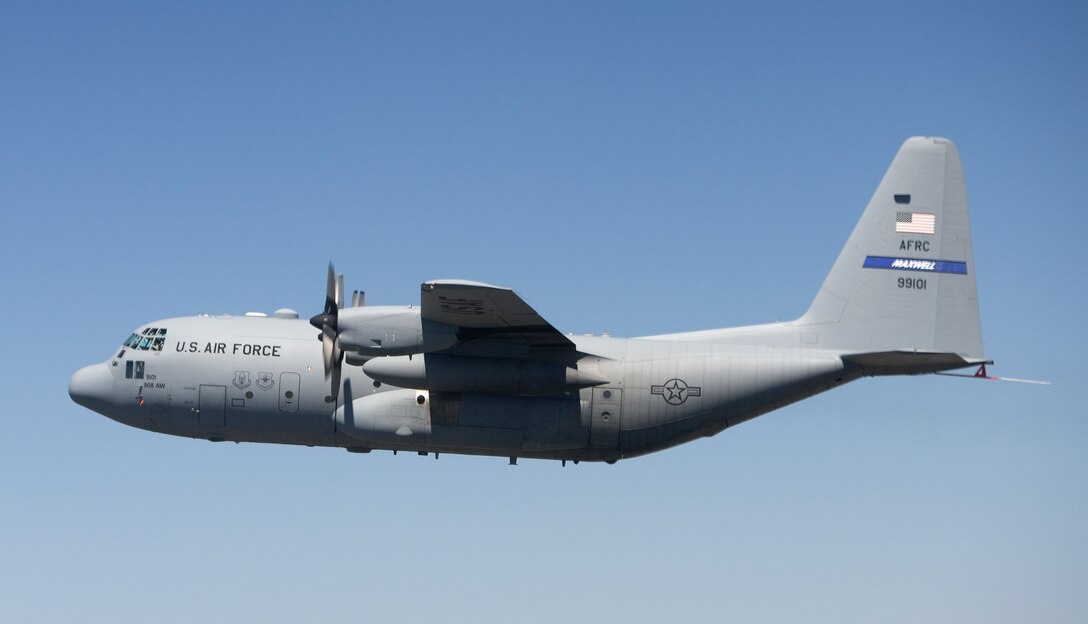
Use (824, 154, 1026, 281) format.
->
(798, 137, 984, 361)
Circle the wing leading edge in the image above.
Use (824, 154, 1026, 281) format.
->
(420, 280, 575, 356)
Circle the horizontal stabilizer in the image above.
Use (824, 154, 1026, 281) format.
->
(841, 351, 980, 376)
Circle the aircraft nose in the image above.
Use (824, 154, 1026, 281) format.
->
(69, 363, 115, 413)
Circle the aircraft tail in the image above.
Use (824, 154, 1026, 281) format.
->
(797, 137, 984, 369)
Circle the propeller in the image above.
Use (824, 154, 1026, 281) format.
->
(310, 263, 346, 402)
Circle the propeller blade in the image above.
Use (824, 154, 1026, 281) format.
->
(323, 331, 344, 401)
(312, 262, 347, 402)
(325, 263, 337, 313)
(330, 351, 343, 402)
(311, 262, 340, 330)
(322, 326, 335, 376)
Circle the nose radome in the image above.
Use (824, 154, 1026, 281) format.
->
(69, 364, 115, 413)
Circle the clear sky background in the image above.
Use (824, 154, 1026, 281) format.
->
(2, 2, 1085, 622)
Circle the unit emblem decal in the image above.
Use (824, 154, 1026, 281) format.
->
(232, 370, 252, 390)
(256, 371, 274, 391)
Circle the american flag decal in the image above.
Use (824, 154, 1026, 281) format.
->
(896, 211, 935, 234)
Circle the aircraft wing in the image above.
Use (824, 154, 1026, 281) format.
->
(420, 280, 575, 356)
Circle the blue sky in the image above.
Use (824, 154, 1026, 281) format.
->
(2, 2, 1085, 621)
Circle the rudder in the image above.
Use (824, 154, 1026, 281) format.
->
(798, 137, 984, 363)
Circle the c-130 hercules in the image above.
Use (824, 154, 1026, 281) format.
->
(71, 137, 995, 465)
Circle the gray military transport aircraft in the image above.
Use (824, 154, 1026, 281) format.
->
(70, 137, 998, 464)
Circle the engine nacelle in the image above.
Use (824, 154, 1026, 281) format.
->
(336, 306, 458, 357)
(362, 353, 608, 395)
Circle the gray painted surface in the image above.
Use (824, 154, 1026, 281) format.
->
(69, 137, 988, 463)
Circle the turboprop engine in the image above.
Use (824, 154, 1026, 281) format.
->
(362, 353, 608, 395)
(336, 306, 458, 358)
(309, 263, 459, 401)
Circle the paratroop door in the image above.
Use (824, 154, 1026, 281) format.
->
(198, 384, 226, 427)
(590, 387, 621, 448)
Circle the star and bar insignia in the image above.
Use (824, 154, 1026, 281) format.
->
(651, 378, 701, 406)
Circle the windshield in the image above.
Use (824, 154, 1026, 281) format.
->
(122, 327, 167, 351)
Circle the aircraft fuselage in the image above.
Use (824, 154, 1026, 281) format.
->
(71, 313, 854, 462)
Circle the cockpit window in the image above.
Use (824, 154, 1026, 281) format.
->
(124, 328, 167, 350)
(125, 360, 145, 379)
